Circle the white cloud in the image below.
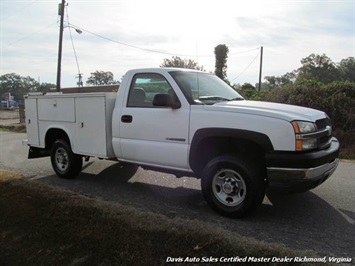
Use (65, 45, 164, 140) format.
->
(1, 0, 354, 87)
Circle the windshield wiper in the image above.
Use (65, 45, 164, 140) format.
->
(198, 96, 230, 101)
(228, 97, 244, 101)
(197, 96, 244, 105)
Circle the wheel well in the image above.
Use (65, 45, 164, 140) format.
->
(190, 137, 266, 176)
(45, 128, 70, 150)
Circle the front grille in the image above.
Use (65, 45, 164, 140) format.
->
(316, 118, 332, 149)
(319, 135, 332, 149)
(316, 118, 331, 130)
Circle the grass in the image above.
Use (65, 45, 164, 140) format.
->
(0, 109, 20, 119)
(0, 123, 26, 133)
(0, 170, 321, 266)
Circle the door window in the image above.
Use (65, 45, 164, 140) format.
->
(127, 73, 178, 107)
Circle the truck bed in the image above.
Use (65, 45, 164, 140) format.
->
(25, 92, 117, 159)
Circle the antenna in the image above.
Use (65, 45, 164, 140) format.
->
(258, 46, 263, 91)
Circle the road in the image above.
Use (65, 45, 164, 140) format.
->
(1, 131, 354, 259)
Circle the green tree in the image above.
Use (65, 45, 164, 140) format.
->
(296, 53, 339, 84)
(0, 73, 39, 100)
(160, 56, 204, 71)
(265, 72, 296, 89)
(241, 82, 255, 90)
(214, 44, 229, 81)
(38, 82, 56, 93)
(338, 57, 355, 82)
(264, 76, 277, 88)
(86, 71, 118, 85)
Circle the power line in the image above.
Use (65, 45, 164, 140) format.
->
(68, 23, 258, 58)
(0, 0, 39, 22)
(65, 5, 82, 86)
(7, 21, 57, 46)
(229, 48, 259, 56)
(69, 23, 203, 57)
(230, 50, 261, 82)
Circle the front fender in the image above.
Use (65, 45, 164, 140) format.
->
(189, 128, 274, 174)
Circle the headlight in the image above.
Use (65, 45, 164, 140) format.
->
(291, 121, 318, 151)
(291, 121, 316, 133)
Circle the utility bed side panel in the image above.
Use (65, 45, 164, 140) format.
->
(26, 92, 116, 158)
(38, 97, 75, 122)
(73, 93, 116, 158)
(104, 94, 116, 158)
(25, 98, 40, 146)
(75, 96, 107, 156)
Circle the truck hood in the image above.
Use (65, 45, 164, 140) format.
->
(208, 100, 326, 122)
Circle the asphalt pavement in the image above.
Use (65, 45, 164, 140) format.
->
(0, 131, 354, 259)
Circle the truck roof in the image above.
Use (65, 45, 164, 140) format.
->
(125, 67, 205, 75)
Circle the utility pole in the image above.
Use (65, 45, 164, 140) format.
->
(258, 46, 263, 91)
(76, 73, 83, 87)
(56, 0, 65, 92)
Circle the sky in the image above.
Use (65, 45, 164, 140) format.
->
(0, 0, 354, 88)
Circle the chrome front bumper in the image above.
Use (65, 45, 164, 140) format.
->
(267, 158, 339, 193)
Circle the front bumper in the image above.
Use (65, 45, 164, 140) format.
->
(266, 138, 340, 193)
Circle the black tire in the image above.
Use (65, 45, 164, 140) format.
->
(201, 154, 266, 218)
(50, 139, 82, 179)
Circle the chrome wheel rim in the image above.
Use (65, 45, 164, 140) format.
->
(212, 168, 246, 206)
(55, 147, 69, 172)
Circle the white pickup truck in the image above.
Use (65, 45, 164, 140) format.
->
(24, 68, 340, 217)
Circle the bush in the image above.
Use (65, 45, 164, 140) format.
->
(239, 81, 355, 131)
(333, 129, 355, 159)
(238, 82, 355, 159)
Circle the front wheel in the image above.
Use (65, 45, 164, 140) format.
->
(51, 139, 82, 179)
(201, 155, 266, 218)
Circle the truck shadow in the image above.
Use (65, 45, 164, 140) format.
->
(74, 162, 354, 227)
(78, 162, 209, 217)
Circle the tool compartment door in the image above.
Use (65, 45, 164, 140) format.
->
(75, 96, 108, 157)
(25, 98, 40, 146)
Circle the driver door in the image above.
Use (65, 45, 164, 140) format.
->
(118, 72, 190, 171)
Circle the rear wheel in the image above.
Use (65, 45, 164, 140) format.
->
(201, 155, 266, 218)
(51, 139, 82, 179)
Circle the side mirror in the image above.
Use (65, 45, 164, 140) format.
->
(152, 94, 181, 109)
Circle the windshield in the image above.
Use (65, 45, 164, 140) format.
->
(170, 71, 244, 105)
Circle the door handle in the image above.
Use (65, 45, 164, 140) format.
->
(121, 115, 133, 123)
